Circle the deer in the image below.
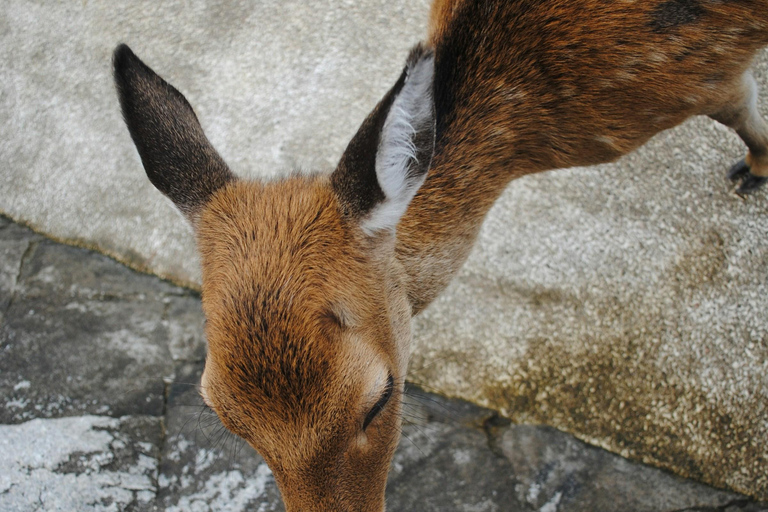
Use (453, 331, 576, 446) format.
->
(113, 0, 768, 509)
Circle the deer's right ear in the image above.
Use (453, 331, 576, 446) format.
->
(332, 44, 435, 236)
(113, 44, 235, 225)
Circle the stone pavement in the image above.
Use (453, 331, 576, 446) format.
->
(3, 0, 768, 495)
(1, 214, 766, 512)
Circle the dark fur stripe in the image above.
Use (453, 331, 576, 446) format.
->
(650, 0, 705, 32)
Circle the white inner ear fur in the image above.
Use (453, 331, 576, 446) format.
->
(361, 53, 435, 236)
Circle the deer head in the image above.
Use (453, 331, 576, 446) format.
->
(114, 43, 434, 511)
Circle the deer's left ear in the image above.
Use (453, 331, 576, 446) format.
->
(113, 44, 235, 226)
(331, 44, 435, 236)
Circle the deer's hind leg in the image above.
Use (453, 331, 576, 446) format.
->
(708, 71, 768, 194)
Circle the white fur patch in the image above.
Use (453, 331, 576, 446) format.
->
(361, 53, 435, 235)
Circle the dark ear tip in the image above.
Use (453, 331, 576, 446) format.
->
(112, 44, 157, 92)
(113, 44, 137, 76)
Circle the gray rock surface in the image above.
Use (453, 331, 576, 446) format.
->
(2, 215, 767, 511)
(409, 100, 768, 498)
(2, 0, 768, 499)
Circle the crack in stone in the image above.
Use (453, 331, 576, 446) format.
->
(154, 378, 171, 501)
(481, 413, 511, 460)
(5, 239, 37, 313)
(668, 498, 753, 511)
(33, 489, 44, 512)
(123, 492, 139, 511)
(161, 299, 172, 323)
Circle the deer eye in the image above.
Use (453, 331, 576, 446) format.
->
(363, 374, 394, 430)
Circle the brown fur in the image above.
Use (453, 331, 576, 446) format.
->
(196, 177, 412, 511)
(114, 0, 768, 509)
(399, 0, 768, 312)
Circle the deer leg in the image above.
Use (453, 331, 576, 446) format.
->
(708, 71, 768, 194)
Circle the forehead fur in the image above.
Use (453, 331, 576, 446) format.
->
(195, 176, 386, 436)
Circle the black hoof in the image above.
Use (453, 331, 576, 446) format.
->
(727, 159, 751, 181)
(727, 158, 767, 194)
(736, 173, 768, 195)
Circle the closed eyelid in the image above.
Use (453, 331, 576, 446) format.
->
(363, 374, 394, 430)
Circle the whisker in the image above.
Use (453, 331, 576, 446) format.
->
(400, 416, 446, 436)
(396, 428, 428, 458)
(403, 389, 462, 422)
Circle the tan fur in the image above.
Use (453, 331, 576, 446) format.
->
(115, 1, 768, 509)
(199, 1, 768, 507)
(427, 0, 458, 42)
(196, 177, 412, 511)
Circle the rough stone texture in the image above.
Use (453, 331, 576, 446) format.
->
(390, 388, 756, 512)
(408, 53, 768, 498)
(2, 0, 768, 500)
(158, 362, 285, 512)
(3, 217, 767, 511)
(0, 237, 192, 422)
(409, 101, 768, 498)
(0, 415, 162, 512)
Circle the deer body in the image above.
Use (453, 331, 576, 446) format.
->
(400, 0, 768, 312)
(114, 0, 768, 510)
